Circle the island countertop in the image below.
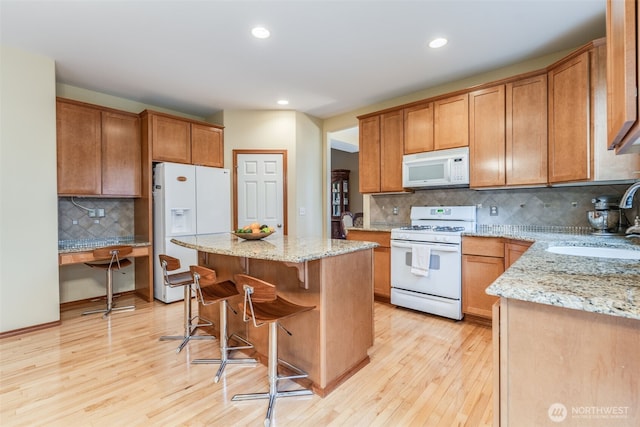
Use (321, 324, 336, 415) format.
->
(481, 232, 640, 320)
(171, 233, 378, 263)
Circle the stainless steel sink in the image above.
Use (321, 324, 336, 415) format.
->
(546, 246, 640, 260)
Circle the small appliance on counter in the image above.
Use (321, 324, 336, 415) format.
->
(587, 195, 622, 235)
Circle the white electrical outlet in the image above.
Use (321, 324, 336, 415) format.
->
(97, 208, 105, 217)
(88, 209, 96, 218)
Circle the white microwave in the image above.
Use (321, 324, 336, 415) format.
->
(402, 147, 469, 189)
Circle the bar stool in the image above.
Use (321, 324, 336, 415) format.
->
(231, 274, 315, 427)
(158, 255, 213, 353)
(190, 266, 257, 382)
(83, 245, 135, 318)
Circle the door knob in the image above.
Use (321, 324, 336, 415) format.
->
(277, 224, 282, 228)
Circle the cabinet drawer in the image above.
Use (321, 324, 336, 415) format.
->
(462, 236, 504, 257)
(347, 230, 390, 247)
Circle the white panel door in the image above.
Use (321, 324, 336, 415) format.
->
(236, 153, 284, 232)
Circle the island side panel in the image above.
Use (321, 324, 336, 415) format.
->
(501, 298, 640, 426)
(321, 248, 374, 389)
(244, 258, 322, 385)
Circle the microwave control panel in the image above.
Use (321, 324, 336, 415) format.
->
(450, 156, 468, 183)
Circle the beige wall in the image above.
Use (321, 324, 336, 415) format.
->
(220, 110, 323, 237)
(1, 45, 59, 332)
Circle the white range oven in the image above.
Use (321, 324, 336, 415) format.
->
(390, 206, 476, 320)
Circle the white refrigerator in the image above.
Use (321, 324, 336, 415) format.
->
(153, 162, 231, 303)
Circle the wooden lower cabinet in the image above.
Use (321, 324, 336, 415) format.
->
(462, 253, 504, 320)
(494, 298, 640, 426)
(462, 237, 531, 322)
(347, 230, 391, 302)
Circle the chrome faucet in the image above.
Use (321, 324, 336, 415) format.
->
(619, 181, 640, 209)
(619, 181, 640, 237)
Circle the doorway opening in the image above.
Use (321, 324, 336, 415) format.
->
(327, 126, 362, 238)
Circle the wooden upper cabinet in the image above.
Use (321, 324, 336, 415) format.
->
(101, 112, 142, 196)
(506, 74, 548, 186)
(469, 85, 506, 188)
(56, 98, 141, 197)
(359, 115, 382, 193)
(434, 93, 469, 150)
(404, 102, 434, 154)
(606, 0, 638, 151)
(146, 111, 225, 167)
(380, 110, 404, 192)
(191, 123, 223, 167)
(57, 100, 102, 195)
(151, 114, 191, 163)
(548, 51, 591, 184)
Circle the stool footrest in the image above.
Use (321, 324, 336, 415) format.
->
(191, 333, 257, 383)
(276, 358, 309, 380)
(232, 389, 313, 402)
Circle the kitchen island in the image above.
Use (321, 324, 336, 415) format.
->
(481, 232, 640, 426)
(171, 233, 378, 396)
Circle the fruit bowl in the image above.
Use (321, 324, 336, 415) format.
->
(232, 231, 275, 240)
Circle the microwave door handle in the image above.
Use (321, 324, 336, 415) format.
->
(391, 241, 459, 252)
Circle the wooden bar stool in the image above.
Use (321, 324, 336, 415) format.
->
(190, 266, 257, 382)
(83, 245, 135, 318)
(158, 255, 213, 353)
(231, 274, 315, 427)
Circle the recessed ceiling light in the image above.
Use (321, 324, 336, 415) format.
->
(251, 27, 271, 39)
(428, 37, 448, 49)
(277, 99, 289, 106)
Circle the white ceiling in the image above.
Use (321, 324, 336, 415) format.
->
(1, 0, 606, 120)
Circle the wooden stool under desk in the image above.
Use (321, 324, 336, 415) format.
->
(232, 274, 316, 427)
(158, 255, 213, 353)
(83, 245, 135, 318)
(190, 266, 256, 382)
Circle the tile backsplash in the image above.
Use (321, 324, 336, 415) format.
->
(58, 197, 134, 240)
(370, 184, 639, 229)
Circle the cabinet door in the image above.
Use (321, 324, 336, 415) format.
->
(506, 75, 548, 186)
(505, 241, 532, 268)
(404, 102, 434, 154)
(359, 116, 381, 193)
(548, 52, 590, 183)
(462, 254, 504, 319)
(374, 247, 391, 300)
(101, 111, 141, 196)
(56, 100, 102, 195)
(606, 0, 637, 149)
(434, 93, 469, 150)
(151, 114, 191, 163)
(380, 110, 404, 192)
(469, 85, 506, 188)
(191, 123, 223, 167)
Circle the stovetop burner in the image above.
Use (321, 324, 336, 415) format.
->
(399, 225, 432, 231)
(398, 225, 466, 233)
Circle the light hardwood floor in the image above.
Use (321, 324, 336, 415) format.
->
(0, 296, 493, 426)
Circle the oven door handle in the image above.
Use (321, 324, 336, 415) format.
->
(391, 241, 459, 252)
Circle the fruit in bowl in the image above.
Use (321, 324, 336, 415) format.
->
(233, 223, 275, 239)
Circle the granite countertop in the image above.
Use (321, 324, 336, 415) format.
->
(58, 236, 151, 253)
(346, 225, 403, 232)
(171, 233, 378, 263)
(477, 231, 640, 320)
